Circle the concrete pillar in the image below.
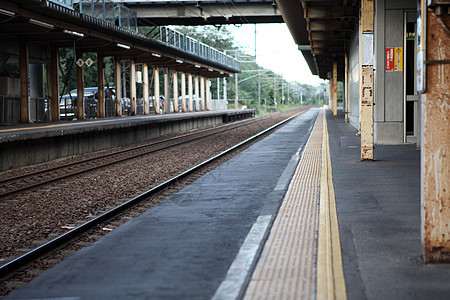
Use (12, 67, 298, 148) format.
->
(194, 75, 199, 111)
(421, 8, 450, 263)
(164, 69, 170, 114)
(200, 76, 205, 111)
(154, 67, 160, 114)
(188, 73, 193, 112)
(19, 41, 30, 123)
(143, 63, 149, 115)
(332, 60, 338, 116)
(172, 71, 178, 113)
(181, 72, 186, 112)
(76, 50, 84, 120)
(329, 80, 332, 109)
(50, 47, 60, 121)
(97, 53, 105, 118)
(359, 0, 374, 160)
(130, 60, 136, 116)
(114, 57, 122, 117)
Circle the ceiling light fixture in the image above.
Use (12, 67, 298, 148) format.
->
(117, 43, 131, 49)
(63, 29, 84, 37)
(29, 19, 54, 29)
(152, 53, 162, 57)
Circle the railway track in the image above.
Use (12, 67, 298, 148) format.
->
(0, 115, 272, 198)
(0, 108, 306, 283)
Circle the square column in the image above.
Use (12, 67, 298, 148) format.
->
(154, 67, 161, 114)
(164, 69, 170, 114)
(130, 60, 137, 116)
(50, 47, 60, 121)
(181, 72, 186, 112)
(200, 76, 205, 111)
(19, 41, 30, 123)
(97, 54, 105, 118)
(188, 74, 193, 112)
(114, 57, 122, 117)
(194, 75, 199, 111)
(332, 60, 338, 116)
(172, 71, 179, 113)
(143, 63, 149, 115)
(206, 78, 211, 111)
(76, 50, 84, 120)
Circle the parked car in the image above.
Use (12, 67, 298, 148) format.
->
(60, 87, 115, 119)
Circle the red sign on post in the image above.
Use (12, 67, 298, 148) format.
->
(386, 47, 394, 71)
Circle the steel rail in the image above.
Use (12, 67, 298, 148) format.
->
(0, 111, 304, 278)
(0, 116, 271, 198)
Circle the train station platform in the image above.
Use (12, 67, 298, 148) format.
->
(6, 108, 450, 299)
(0, 109, 255, 171)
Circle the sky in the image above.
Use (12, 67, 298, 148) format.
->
(227, 23, 326, 86)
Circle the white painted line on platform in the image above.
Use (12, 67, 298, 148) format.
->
(212, 215, 272, 300)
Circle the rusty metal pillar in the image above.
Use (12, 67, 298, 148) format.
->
(188, 73, 193, 112)
(154, 67, 160, 114)
(130, 60, 137, 116)
(97, 54, 105, 118)
(143, 63, 149, 115)
(194, 75, 199, 111)
(359, 0, 374, 160)
(200, 76, 205, 111)
(181, 72, 186, 112)
(172, 71, 179, 113)
(114, 57, 122, 117)
(332, 60, 338, 116)
(76, 50, 84, 120)
(19, 41, 30, 123)
(164, 69, 170, 114)
(50, 47, 60, 121)
(421, 7, 450, 263)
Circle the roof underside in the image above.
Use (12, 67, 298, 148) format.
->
(276, 0, 360, 81)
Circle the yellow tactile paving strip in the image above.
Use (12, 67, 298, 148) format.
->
(244, 110, 346, 300)
(244, 110, 323, 299)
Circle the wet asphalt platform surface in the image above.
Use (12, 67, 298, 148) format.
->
(7, 109, 319, 299)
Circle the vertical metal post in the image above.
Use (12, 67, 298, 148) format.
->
(50, 47, 60, 121)
(200, 76, 205, 111)
(258, 69, 261, 114)
(345, 53, 350, 123)
(19, 40, 30, 123)
(206, 78, 211, 111)
(114, 57, 122, 117)
(130, 60, 136, 115)
(359, 0, 375, 160)
(143, 63, 149, 115)
(194, 75, 199, 111)
(154, 67, 160, 114)
(223, 77, 227, 104)
(332, 60, 338, 116)
(97, 53, 105, 118)
(173, 71, 178, 113)
(421, 5, 450, 263)
(76, 50, 84, 120)
(188, 73, 193, 112)
(181, 72, 186, 112)
(164, 69, 170, 114)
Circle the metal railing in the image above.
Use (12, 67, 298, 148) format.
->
(48, 1, 239, 70)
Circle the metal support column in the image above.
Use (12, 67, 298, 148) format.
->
(76, 50, 84, 120)
(200, 76, 205, 111)
(359, 0, 374, 160)
(97, 53, 105, 118)
(421, 7, 450, 263)
(173, 71, 178, 113)
(143, 63, 149, 115)
(114, 57, 122, 117)
(344, 53, 350, 123)
(181, 72, 186, 112)
(235, 73, 238, 109)
(206, 78, 211, 111)
(188, 74, 193, 112)
(164, 69, 170, 114)
(130, 60, 136, 116)
(154, 67, 160, 114)
(332, 60, 338, 116)
(19, 41, 30, 123)
(50, 47, 60, 121)
(194, 75, 199, 111)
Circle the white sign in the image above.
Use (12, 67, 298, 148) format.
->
(362, 33, 374, 66)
